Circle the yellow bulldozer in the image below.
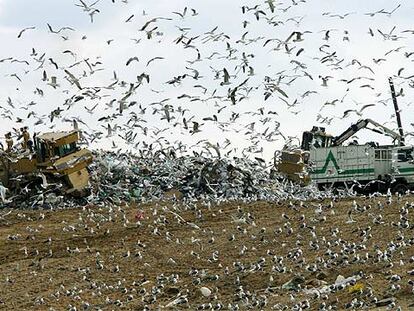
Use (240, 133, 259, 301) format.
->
(0, 130, 93, 198)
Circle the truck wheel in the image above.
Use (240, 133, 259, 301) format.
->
(392, 183, 408, 195)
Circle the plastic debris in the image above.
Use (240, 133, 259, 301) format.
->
(303, 274, 362, 295)
(282, 276, 305, 291)
(348, 282, 365, 294)
(200, 286, 212, 297)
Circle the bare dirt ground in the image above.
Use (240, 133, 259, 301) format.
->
(1, 194, 414, 310)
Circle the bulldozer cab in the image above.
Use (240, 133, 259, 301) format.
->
(301, 126, 333, 151)
(1, 129, 92, 197)
(35, 131, 80, 164)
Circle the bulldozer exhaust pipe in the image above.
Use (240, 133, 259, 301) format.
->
(388, 77, 405, 145)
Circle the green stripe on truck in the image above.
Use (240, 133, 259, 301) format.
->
(398, 167, 414, 173)
(312, 150, 374, 175)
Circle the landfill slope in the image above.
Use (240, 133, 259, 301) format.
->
(0, 195, 414, 310)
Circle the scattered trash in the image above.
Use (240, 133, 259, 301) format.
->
(199, 286, 212, 297)
(335, 274, 345, 283)
(303, 274, 362, 295)
(167, 258, 177, 265)
(282, 276, 305, 291)
(135, 209, 144, 221)
(348, 282, 365, 294)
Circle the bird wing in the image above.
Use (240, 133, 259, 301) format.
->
(140, 18, 156, 31)
(126, 57, 139, 66)
(47, 23, 55, 33)
(146, 57, 164, 67)
(223, 68, 230, 82)
(275, 86, 289, 98)
(64, 69, 82, 90)
(77, 0, 88, 8)
(360, 104, 375, 112)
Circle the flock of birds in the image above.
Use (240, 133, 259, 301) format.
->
(1, 191, 414, 309)
(1, 0, 414, 309)
(0, 0, 413, 158)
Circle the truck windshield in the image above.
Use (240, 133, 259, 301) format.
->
(312, 135, 326, 148)
(396, 148, 414, 162)
(54, 142, 77, 157)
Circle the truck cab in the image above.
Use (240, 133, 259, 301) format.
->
(301, 126, 333, 151)
(35, 131, 80, 165)
(391, 146, 414, 190)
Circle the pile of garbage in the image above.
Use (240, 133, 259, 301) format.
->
(1, 150, 337, 209)
(87, 150, 331, 203)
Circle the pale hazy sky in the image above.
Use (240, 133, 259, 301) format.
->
(0, 0, 413, 159)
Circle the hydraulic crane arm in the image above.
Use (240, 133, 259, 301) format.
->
(364, 119, 403, 144)
(331, 118, 403, 146)
(389, 77, 405, 143)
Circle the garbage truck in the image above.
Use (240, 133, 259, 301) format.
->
(276, 78, 414, 193)
(0, 130, 93, 197)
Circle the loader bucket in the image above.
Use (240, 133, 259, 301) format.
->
(66, 168, 90, 193)
(277, 150, 310, 185)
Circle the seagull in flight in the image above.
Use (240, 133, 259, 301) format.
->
(17, 26, 36, 38)
(75, 0, 100, 12)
